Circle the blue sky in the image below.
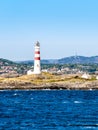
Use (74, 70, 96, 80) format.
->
(0, 0, 98, 61)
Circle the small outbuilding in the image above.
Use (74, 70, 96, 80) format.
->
(27, 70, 33, 75)
(81, 73, 91, 79)
(96, 76, 98, 80)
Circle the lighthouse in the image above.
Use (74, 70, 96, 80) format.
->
(33, 41, 41, 74)
(27, 41, 41, 75)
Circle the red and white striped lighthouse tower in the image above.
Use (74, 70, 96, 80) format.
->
(33, 41, 41, 74)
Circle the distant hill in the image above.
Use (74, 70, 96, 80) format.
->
(17, 56, 98, 64)
(0, 58, 16, 65)
(58, 56, 98, 64)
(1, 56, 98, 75)
(16, 59, 57, 64)
(1, 56, 98, 65)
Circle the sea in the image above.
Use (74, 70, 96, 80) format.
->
(0, 90, 98, 130)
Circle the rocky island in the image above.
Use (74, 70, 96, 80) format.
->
(1, 57, 98, 90)
(0, 72, 98, 90)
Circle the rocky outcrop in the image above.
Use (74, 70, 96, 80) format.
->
(0, 80, 98, 90)
(0, 73, 98, 90)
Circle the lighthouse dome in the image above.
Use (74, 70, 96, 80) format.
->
(35, 41, 40, 46)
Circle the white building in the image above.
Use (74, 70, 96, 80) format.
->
(81, 73, 91, 79)
(27, 41, 41, 75)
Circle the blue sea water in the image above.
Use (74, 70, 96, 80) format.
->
(0, 90, 98, 130)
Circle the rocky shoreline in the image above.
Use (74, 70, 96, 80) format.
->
(0, 73, 98, 90)
(0, 80, 98, 90)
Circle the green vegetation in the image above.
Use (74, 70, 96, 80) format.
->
(1, 58, 98, 75)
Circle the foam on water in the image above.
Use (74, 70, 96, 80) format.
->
(13, 93, 18, 96)
(62, 101, 69, 104)
(74, 100, 83, 104)
(83, 126, 97, 129)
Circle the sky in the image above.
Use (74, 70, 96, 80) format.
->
(0, 0, 98, 61)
